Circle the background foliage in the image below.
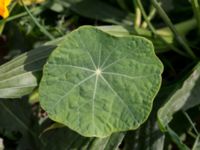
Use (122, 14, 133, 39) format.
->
(0, 0, 200, 149)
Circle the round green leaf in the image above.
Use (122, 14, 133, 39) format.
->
(39, 26, 163, 137)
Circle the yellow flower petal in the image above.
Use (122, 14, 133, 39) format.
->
(5, 0, 11, 6)
(0, 0, 11, 18)
(2, 7, 9, 18)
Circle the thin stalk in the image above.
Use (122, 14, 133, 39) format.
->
(0, 7, 43, 24)
(20, 0, 55, 40)
(188, 130, 197, 139)
(151, 0, 196, 59)
(191, 0, 200, 35)
(0, 1, 17, 34)
(183, 111, 199, 136)
(136, 0, 188, 57)
(9, 1, 17, 12)
(157, 18, 197, 37)
(6, 12, 30, 21)
(141, 5, 156, 28)
(133, 0, 141, 27)
(136, 0, 156, 32)
(192, 135, 200, 150)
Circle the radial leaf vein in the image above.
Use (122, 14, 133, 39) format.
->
(91, 75, 99, 132)
(102, 56, 127, 71)
(100, 75, 135, 120)
(98, 45, 102, 68)
(86, 50, 97, 70)
(100, 49, 114, 69)
(102, 72, 155, 79)
(51, 73, 96, 111)
(78, 35, 97, 69)
(47, 63, 95, 72)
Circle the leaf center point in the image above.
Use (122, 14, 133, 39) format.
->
(96, 68, 102, 76)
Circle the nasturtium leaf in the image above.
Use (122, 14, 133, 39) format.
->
(39, 26, 163, 137)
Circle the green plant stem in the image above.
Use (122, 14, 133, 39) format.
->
(157, 18, 197, 37)
(191, 0, 200, 35)
(7, 11, 30, 21)
(133, 0, 141, 27)
(151, 0, 196, 59)
(20, 0, 55, 40)
(192, 135, 200, 149)
(9, 1, 17, 12)
(0, 7, 43, 24)
(0, 1, 17, 34)
(141, 5, 156, 28)
(136, 0, 188, 57)
(188, 129, 198, 139)
(183, 111, 199, 136)
(136, 0, 156, 32)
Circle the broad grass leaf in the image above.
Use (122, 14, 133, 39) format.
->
(0, 99, 31, 133)
(0, 99, 40, 149)
(97, 25, 174, 53)
(60, 0, 134, 25)
(124, 119, 165, 150)
(39, 26, 163, 137)
(158, 62, 200, 130)
(166, 126, 190, 150)
(123, 85, 177, 150)
(192, 135, 200, 150)
(0, 45, 55, 98)
(42, 127, 125, 150)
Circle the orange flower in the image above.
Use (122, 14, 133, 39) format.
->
(0, 0, 11, 18)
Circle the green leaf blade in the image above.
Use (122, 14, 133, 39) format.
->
(39, 26, 163, 137)
(0, 45, 55, 98)
(158, 62, 200, 130)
